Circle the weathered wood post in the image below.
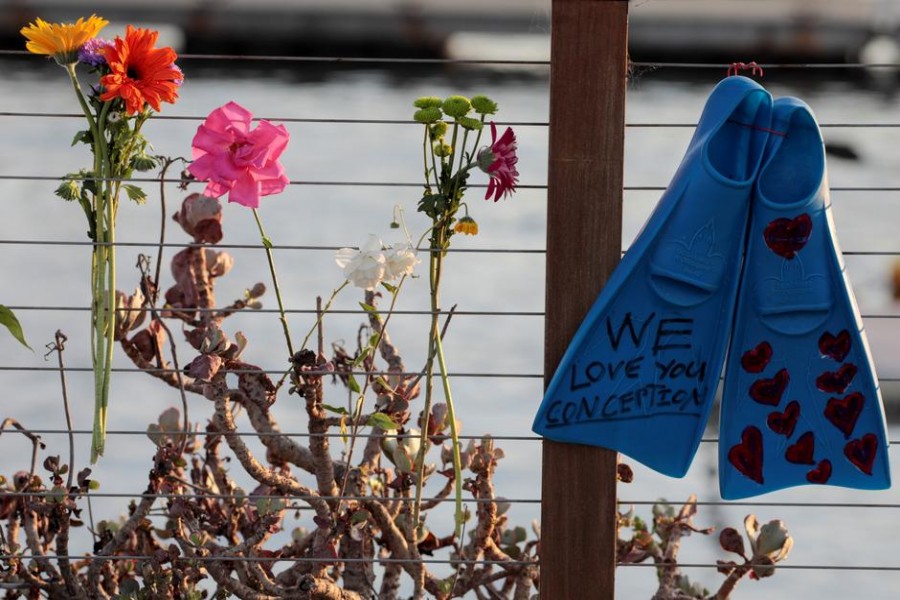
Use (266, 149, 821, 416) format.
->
(541, 1, 629, 598)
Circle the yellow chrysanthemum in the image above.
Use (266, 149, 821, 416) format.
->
(20, 14, 108, 65)
(454, 215, 479, 236)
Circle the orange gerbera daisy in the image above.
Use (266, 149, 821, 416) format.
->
(100, 25, 180, 115)
(20, 14, 108, 65)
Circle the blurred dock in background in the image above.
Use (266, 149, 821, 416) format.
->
(3, 0, 900, 66)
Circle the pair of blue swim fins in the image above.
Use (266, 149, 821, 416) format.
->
(532, 76, 891, 500)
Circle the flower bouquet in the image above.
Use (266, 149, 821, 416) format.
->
(21, 15, 182, 461)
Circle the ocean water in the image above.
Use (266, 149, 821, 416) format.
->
(1, 63, 900, 598)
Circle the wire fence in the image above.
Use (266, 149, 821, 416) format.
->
(2, 11, 900, 599)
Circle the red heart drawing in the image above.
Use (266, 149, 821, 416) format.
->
(806, 459, 832, 484)
(816, 363, 858, 394)
(844, 433, 879, 475)
(749, 368, 789, 406)
(818, 330, 851, 362)
(767, 401, 800, 437)
(824, 392, 865, 438)
(763, 214, 812, 259)
(785, 431, 815, 465)
(728, 426, 764, 484)
(741, 341, 773, 374)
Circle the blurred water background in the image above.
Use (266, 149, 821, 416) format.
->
(3, 2, 900, 598)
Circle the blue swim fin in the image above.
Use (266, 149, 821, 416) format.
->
(533, 76, 773, 477)
(719, 98, 891, 499)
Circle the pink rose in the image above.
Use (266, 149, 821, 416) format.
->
(188, 101, 290, 208)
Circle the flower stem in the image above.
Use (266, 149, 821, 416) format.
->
(66, 64, 115, 464)
(252, 208, 295, 359)
(421, 127, 431, 190)
(433, 311, 464, 536)
(301, 280, 348, 352)
(470, 114, 487, 161)
(412, 221, 464, 537)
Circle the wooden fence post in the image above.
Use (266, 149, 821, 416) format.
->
(541, 1, 628, 598)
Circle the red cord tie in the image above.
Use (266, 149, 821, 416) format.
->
(727, 61, 765, 78)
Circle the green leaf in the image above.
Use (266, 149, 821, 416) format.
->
(321, 404, 349, 415)
(348, 374, 361, 394)
(351, 346, 371, 367)
(123, 184, 148, 204)
(54, 179, 80, 201)
(374, 377, 395, 394)
(261, 236, 273, 249)
(367, 412, 400, 431)
(88, 480, 100, 490)
(71, 130, 92, 146)
(0, 306, 30, 350)
(381, 281, 397, 294)
(359, 302, 378, 314)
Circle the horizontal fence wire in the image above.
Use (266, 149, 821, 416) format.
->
(5, 110, 900, 129)
(8, 367, 900, 385)
(4, 48, 900, 69)
(0, 554, 536, 566)
(5, 175, 900, 194)
(9, 430, 900, 447)
(0, 240, 545, 254)
(0, 366, 540, 378)
(5, 306, 900, 318)
(1, 306, 545, 316)
(4, 489, 900, 510)
(0, 554, 893, 572)
(0, 553, 894, 571)
(0, 239, 898, 257)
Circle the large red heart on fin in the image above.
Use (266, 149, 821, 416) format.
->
(844, 433, 879, 475)
(741, 341, 773, 374)
(785, 431, 815, 465)
(819, 330, 851, 362)
(728, 426, 764, 484)
(807, 459, 832, 484)
(749, 368, 789, 406)
(763, 214, 812, 259)
(824, 392, 864, 438)
(767, 401, 799, 437)
(816, 363, 858, 394)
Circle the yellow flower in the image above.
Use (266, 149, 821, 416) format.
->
(20, 14, 108, 65)
(454, 215, 479, 236)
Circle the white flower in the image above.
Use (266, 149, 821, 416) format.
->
(335, 234, 386, 290)
(384, 243, 419, 280)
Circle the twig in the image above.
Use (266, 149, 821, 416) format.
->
(54, 506, 88, 599)
(210, 385, 331, 520)
(137, 254, 192, 457)
(22, 508, 63, 593)
(154, 157, 182, 306)
(335, 281, 409, 511)
(0, 418, 45, 480)
(46, 331, 75, 489)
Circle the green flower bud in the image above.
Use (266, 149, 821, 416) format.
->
(130, 154, 159, 172)
(413, 96, 443, 109)
(434, 142, 453, 157)
(54, 179, 80, 201)
(441, 95, 471, 119)
(457, 116, 483, 131)
(471, 94, 499, 115)
(414, 107, 442, 124)
(429, 121, 448, 139)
